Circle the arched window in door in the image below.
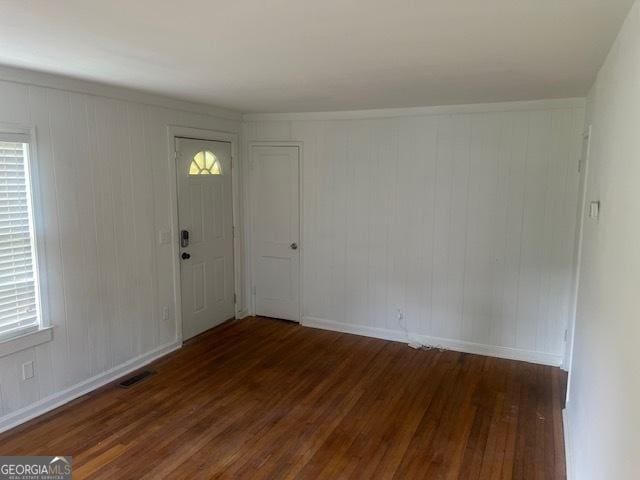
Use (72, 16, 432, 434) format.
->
(189, 150, 222, 175)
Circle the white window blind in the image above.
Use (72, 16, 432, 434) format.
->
(0, 140, 40, 337)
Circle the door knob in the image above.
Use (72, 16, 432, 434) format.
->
(181, 252, 191, 260)
(290, 243, 298, 250)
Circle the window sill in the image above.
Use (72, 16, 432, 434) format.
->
(0, 326, 53, 358)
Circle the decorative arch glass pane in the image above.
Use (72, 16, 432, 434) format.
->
(194, 151, 205, 169)
(205, 151, 215, 169)
(189, 162, 200, 175)
(189, 150, 223, 175)
(211, 159, 222, 175)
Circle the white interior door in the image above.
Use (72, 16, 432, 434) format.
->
(251, 145, 300, 321)
(176, 137, 235, 340)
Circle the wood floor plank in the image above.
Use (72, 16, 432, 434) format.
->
(0, 317, 568, 479)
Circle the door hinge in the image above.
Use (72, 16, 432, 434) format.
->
(234, 293, 237, 304)
(579, 125, 592, 173)
(252, 285, 256, 295)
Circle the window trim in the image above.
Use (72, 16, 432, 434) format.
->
(0, 326, 53, 358)
(0, 123, 52, 354)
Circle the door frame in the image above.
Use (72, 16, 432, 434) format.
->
(563, 123, 592, 399)
(167, 126, 243, 343)
(247, 141, 304, 321)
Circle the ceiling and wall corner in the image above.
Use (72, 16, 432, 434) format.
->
(0, 0, 634, 113)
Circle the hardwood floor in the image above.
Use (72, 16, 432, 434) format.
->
(0, 317, 567, 479)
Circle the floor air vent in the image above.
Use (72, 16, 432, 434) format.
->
(118, 370, 154, 388)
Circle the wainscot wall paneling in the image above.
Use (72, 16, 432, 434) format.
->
(0, 68, 243, 432)
(243, 98, 585, 366)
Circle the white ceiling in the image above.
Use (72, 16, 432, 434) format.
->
(0, 0, 634, 113)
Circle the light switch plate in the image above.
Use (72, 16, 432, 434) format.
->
(589, 201, 600, 219)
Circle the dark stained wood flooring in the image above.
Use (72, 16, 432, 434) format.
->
(0, 317, 568, 479)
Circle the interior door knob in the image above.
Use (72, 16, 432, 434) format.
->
(181, 252, 191, 260)
(290, 243, 298, 250)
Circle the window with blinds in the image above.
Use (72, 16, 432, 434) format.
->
(0, 138, 40, 338)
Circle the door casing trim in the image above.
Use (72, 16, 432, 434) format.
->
(247, 141, 303, 322)
(167, 126, 242, 343)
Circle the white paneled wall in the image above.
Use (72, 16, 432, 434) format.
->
(244, 99, 585, 365)
(567, 3, 640, 479)
(0, 70, 241, 430)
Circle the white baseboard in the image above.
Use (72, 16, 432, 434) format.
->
(0, 341, 181, 434)
(563, 407, 572, 480)
(301, 316, 563, 367)
(0, 316, 562, 435)
(236, 308, 250, 320)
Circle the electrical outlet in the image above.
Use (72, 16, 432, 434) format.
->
(397, 308, 404, 321)
(22, 361, 35, 380)
(162, 306, 170, 322)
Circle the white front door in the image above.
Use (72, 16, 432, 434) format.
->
(251, 145, 300, 321)
(176, 137, 235, 340)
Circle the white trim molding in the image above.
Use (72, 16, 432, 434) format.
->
(563, 407, 573, 480)
(0, 327, 53, 358)
(302, 316, 564, 367)
(243, 97, 586, 122)
(0, 341, 181, 434)
(0, 65, 240, 121)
